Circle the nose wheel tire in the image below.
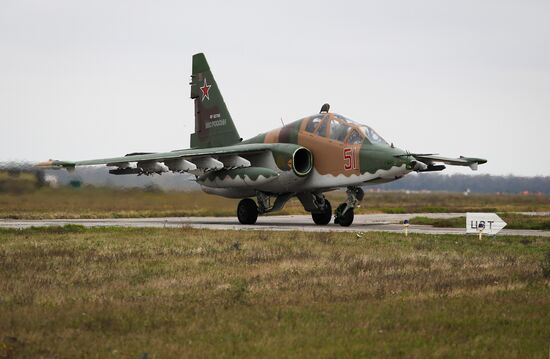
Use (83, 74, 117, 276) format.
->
(335, 203, 354, 227)
(311, 200, 332, 225)
(237, 198, 258, 225)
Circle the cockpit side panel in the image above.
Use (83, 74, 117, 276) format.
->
(297, 115, 361, 177)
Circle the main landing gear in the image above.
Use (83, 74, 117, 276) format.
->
(237, 188, 364, 227)
(311, 195, 332, 225)
(237, 198, 258, 225)
(334, 186, 364, 227)
(237, 192, 293, 225)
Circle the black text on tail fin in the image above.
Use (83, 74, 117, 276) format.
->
(189, 53, 241, 148)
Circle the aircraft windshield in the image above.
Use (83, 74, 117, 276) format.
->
(361, 125, 388, 145)
(334, 114, 388, 145)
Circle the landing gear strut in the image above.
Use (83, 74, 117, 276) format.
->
(237, 192, 293, 225)
(334, 187, 364, 227)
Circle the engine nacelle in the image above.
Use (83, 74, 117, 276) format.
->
(291, 147, 314, 177)
(269, 145, 313, 177)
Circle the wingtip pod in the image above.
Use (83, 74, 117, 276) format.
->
(35, 159, 57, 169)
(461, 157, 487, 165)
(460, 156, 488, 171)
(35, 160, 75, 170)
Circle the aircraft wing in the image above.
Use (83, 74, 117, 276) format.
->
(37, 143, 281, 175)
(410, 154, 487, 172)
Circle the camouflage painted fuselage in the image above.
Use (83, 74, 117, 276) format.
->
(44, 52, 485, 208)
(200, 112, 414, 198)
(253, 113, 411, 180)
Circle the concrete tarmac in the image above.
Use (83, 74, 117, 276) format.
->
(0, 213, 549, 237)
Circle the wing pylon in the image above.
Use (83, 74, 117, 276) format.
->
(396, 153, 487, 172)
(36, 143, 274, 176)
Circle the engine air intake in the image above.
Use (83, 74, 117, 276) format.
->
(292, 148, 313, 177)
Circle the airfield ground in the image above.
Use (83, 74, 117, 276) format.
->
(1, 187, 550, 219)
(1, 214, 549, 237)
(1, 188, 549, 234)
(1, 189, 549, 357)
(1, 227, 549, 358)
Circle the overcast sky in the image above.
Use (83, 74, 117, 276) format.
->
(1, 0, 548, 176)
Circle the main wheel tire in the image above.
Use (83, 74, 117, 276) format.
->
(311, 200, 332, 225)
(237, 198, 258, 225)
(335, 203, 354, 227)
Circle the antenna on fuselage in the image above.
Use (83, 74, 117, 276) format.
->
(320, 103, 330, 113)
(280, 117, 285, 126)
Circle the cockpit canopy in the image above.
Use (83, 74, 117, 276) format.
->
(302, 113, 388, 145)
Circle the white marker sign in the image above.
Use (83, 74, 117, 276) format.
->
(466, 213, 507, 235)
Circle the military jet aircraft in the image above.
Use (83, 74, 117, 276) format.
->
(40, 53, 486, 226)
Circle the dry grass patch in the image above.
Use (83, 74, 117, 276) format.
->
(1, 187, 550, 219)
(0, 227, 549, 358)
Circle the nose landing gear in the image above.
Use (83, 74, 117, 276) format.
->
(334, 186, 364, 227)
(335, 203, 354, 227)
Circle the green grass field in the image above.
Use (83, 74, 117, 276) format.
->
(1, 187, 549, 220)
(1, 227, 549, 358)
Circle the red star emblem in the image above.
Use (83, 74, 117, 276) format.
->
(200, 78, 211, 101)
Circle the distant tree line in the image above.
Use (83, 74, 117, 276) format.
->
(2, 163, 549, 194)
(54, 168, 550, 194)
(368, 173, 550, 194)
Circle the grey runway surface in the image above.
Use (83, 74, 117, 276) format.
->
(1, 213, 549, 237)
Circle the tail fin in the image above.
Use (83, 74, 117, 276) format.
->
(189, 53, 241, 148)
